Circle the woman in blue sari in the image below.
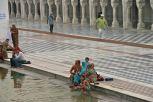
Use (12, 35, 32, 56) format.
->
(79, 57, 89, 76)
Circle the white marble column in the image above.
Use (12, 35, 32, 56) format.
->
(80, 0, 87, 25)
(55, 0, 62, 22)
(21, 0, 27, 19)
(40, 0, 47, 23)
(62, 0, 70, 23)
(27, 0, 33, 21)
(33, 0, 40, 21)
(47, 0, 54, 15)
(71, 0, 78, 24)
(150, 1, 153, 30)
(136, 0, 145, 30)
(126, 0, 132, 28)
(89, 0, 97, 26)
(10, 0, 15, 18)
(15, 0, 20, 18)
(111, 0, 119, 27)
(100, 0, 108, 18)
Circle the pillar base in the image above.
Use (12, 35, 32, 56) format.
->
(11, 14, 15, 18)
(63, 18, 70, 23)
(28, 15, 34, 21)
(151, 24, 153, 31)
(16, 14, 21, 19)
(112, 21, 119, 28)
(22, 15, 28, 20)
(56, 16, 62, 23)
(41, 17, 47, 23)
(81, 19, 87, 25)
(137, 22, 145, 30)
(126, 22, 133, 29)
(72, 18, 78, 24)
(34, 15, 40, 21)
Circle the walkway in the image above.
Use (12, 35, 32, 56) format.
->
(10, 19, 153, 45)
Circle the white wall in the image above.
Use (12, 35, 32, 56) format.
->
(0, 0, 9, 41)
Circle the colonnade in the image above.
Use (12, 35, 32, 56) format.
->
(8, 0, 153, 30)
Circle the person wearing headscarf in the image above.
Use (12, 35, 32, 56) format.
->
(1, 39, 13, 59)
(70, 60, 82, 85)
(11, 25, 19, 48)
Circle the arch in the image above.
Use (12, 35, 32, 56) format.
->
(95, 0, 101, 19)
(37, 2, 40, 17)
(105, 0, 113, 26)
(143, 0, 152, 29)
(25, 2, 29, 18)
(68, 2, 73, 23)
(52, 3, 57, 20)
(18, 3, 21, 15)
(117, 0, 123, 27)
(131, 0, 138, 28)
(13, 2, 17, 16)
(77, 0, 81, 23)
(31, 3, 35, 17)
(8, 2, 11, 16)
(45, 3, 49, 17)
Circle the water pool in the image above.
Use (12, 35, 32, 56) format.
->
(0, 67, 129, 102)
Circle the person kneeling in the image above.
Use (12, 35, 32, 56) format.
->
(0, 45, 4, 62)
(10, 49, 29, 68)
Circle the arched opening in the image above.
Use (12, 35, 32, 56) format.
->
(18, 3, 21, 15)
(45, 3, 49, 18)
(77, 0, 81, 23)
(13, 2, 17, 16)
(117, 0, 123, 27)
(106, 0, 113, 26)
(68, 2, 73, 23)
(85, 1, 90, 23)
(131, 0, 138, 28)
(52, 3, 57, 20)
(8, 2, 11, 16)
(95, 0, 101, 19)
(37, 2, 40, 17)
(31, 3, 35, 18)
(143, 0, 152, 29)
(25, 2, 29, 18)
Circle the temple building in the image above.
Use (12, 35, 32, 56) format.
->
(8, 0, 153, 30)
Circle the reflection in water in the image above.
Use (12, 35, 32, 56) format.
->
(0, 67, 128, 102)
(71, 92, 98, 102)
(0, 68, 8, 80)
(11, 71, 25, 88)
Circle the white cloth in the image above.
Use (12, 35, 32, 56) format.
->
(98, 28, 105, 34)
(6, 31, 13, 46)
(15, 52, 26, 61)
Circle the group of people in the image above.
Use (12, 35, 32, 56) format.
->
(0, 25, 18, 61)
(0, 25, 30, 68)
(69, 57, 104, 94)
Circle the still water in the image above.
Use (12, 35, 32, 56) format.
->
(0, 67, 127, 102)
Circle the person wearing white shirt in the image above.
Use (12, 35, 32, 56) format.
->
(11, 50, 26, 68)
(15, 51, 26, 61)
